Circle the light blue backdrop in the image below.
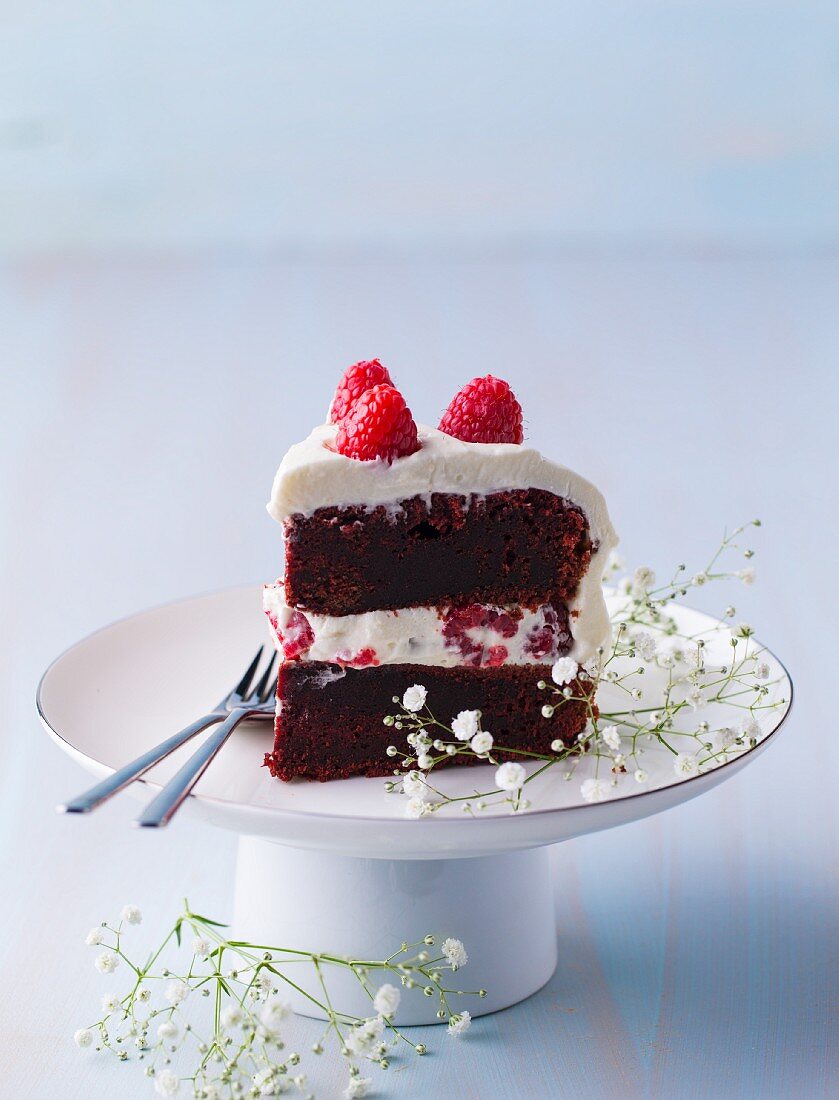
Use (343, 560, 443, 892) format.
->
(0, 1, 837, 254)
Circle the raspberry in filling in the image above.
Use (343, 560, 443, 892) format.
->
(523, 603, 573, 661)
(441, 604, 523, 668)
(485, 645, 509, 667)
(279, 610, 315, 660)
(335, 647, 380, 668)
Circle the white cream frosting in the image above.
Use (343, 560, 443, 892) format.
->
(268, 424, 616, 549)
(266, 421, 618, 667)
(263, 584, 596, 667)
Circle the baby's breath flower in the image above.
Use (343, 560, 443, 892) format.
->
(600, 725, 620, 752)
(580, 778, 610, 803)
(416, 753, 434, 771)
(686, 686, 704, 710)
(193, 938, 211, 957)
(451, 710, 480, 741)
(402, 770, 429, 799)
(717, 727, 739, 750)
(685, 645, 702, 670)
(74, 1028, 93, 1049)
(405, 796, 430, 819)
(494, 762, 526, 791)
(470, 731, 493, 756)
(631, 566, 655, 597)
(120, 905, 142, 925)
(634, 769, 648, 784)
(85, 927, 104, 947)
(344, 1076, 373, 1099)
(741, 716, 761, 740)
(157, 1019, 179, 1041)
(550, 657, 578, 686)
(441, 938, 468, 971)
(260, 997, 292, 1036)
(101, 993, 118, 1013)
(583, 654, 602, 677)
(154, 1068, 181, 1096)
(633, 632, 657, 661)
(164, 980, 190, 1006)
(372, 983, 400, 1018)
(448, 1011, 472, 1037)
(253, 1068, 276, 1095)
(345, 1016, 384, 1058)
(673, 754, 698, 778)
(739, 567, 756, 585)
(754, 661, 771, 680)
(94, 951, 119, 974)
(402, 685, 427, 713)
(550, 739, 564, 752)
(221, 1005, 243, 1028)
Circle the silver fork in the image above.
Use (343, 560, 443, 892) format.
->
(135, 648, 278, 828)
(59, 647, 277, 816)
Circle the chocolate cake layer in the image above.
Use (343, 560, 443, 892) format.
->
(265, 660, 593, 782)
(284, 489, 592, 617)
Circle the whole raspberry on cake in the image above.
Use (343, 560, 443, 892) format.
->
(263, 366, 618, 782)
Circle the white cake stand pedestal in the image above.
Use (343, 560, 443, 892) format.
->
(38, 586, 792, 1025)
(233, 839, 556, 1023)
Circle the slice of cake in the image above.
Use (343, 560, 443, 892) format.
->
(263, 364, 618, 782)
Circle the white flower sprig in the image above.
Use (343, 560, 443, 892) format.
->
(76, 903, 483, 1098)
(384, 520, 787, 816)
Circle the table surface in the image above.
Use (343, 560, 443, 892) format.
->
(1, 252, 836, 1099)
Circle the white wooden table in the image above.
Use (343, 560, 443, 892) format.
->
(2, 253, 836, 1098)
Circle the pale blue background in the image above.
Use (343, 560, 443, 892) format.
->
(1, 5, 837, 1099)
(1, 1, 838, 253)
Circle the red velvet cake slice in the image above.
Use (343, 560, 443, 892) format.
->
(263, 370, 618, 782)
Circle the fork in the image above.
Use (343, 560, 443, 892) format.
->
(135, 648, 278, 828)
(59, 647, 277, 816)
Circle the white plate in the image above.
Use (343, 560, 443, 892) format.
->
(38, 586, 792, 859)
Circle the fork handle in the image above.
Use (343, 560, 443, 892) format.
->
(58, 713, 223, 814)
(135, 707, 251, 828)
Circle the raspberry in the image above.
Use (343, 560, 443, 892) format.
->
(280, 610, 315, 660)
(485, 645, 509, 667)
(334, 384, 420, 463)
(438, 374, 524, 444)
(335, 647, 379, 668)
(442, 604, 521, 667)
(523, 604, 573, 660)
(328, 359, 393, 424)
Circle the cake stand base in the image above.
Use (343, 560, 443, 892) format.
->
(233, 836, 558, 1025)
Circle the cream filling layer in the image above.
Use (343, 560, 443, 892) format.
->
(263, 584, 610, 669)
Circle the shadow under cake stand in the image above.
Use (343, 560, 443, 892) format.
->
(38, 586, 792, 1025)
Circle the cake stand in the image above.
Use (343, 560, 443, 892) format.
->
(38, 586, 792, 1025)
